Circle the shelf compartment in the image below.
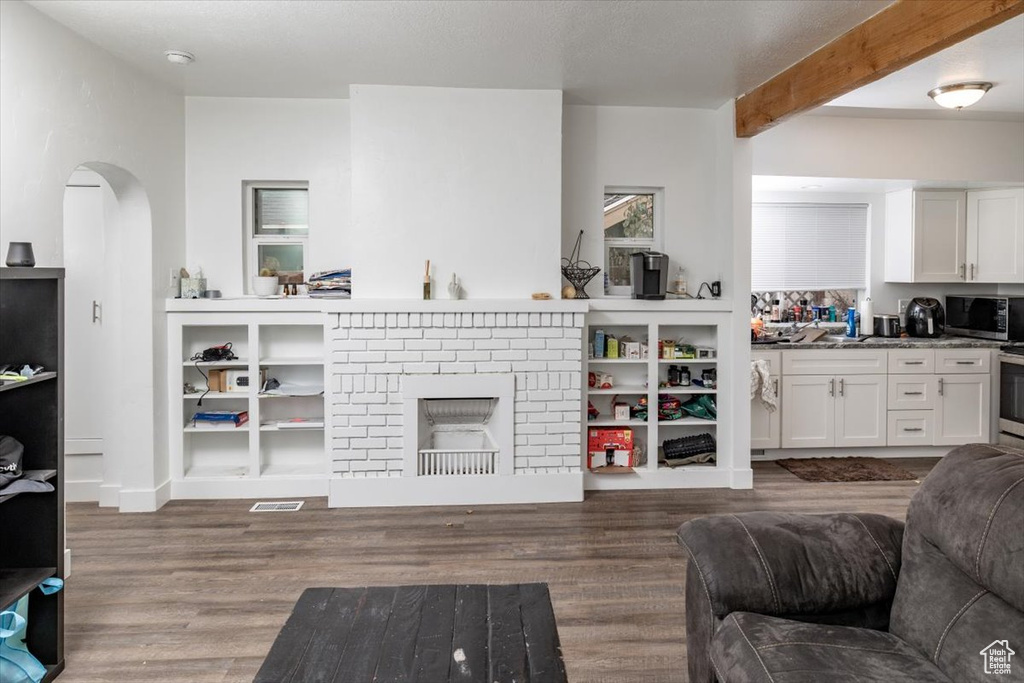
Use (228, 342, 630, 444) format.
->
(182, 359, 249, 368)
(260, 429, 325, 477)
(658, 417, 718, 426)
(0, 566, 56, 612)
(259, 357, 323, 366)
(259, 324, 324, 361)
(183, 324, 248, 363)
(587, 386, 647, 395)
(183, 430, 249, 479)
(0, 372, 57, 393)
(183, 392, 246, 400)
(0, 470, 57, 505)
(656, 387, 716, 395)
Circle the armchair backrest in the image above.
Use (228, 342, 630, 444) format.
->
(890, 444, 1023, 682)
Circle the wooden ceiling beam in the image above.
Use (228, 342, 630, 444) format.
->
(735, 0, 1024, 138)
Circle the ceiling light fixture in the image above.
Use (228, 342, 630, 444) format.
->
(164, 50, 195, 65)
(801, 184, 823, 190)
(927, 82, 992, 110)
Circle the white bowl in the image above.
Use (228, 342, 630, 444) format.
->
(253, 276, 280, 297)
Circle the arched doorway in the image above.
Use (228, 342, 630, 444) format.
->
(62, 162, 158, 512)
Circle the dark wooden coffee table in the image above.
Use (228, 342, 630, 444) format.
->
(254, 583, 567, 683)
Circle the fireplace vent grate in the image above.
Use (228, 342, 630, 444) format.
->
(418, 449, 497, 476)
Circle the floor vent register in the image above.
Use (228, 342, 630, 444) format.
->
(249, 501, 304, 512)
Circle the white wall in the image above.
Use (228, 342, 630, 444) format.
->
(0, 0, 185, 510)
(351, 85, 563, 299)
(185, 97, 351, 296)
(753, 115, 1024, 183)
(562, 105, 724, 296)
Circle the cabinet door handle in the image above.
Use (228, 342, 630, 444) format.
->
(92, 300, 102, 324)
(970, 263, 975, 280)
(903, 391, 923, 396)
(838, 378, 845, 397)
(903, 427, 924, 432)
(938, 378, 944, 396)
(960, 263, 966, 280)
(773, 379, 779, 395)
(829, 378, 835, 397)
(955, 360, 976, 365)
(905, 361, 924, 365)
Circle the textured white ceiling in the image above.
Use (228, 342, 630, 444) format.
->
(825, 15, 1024, 115)
(26, 0, 892, 108)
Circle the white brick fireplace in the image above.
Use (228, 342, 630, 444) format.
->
(324, 302, 588, 507)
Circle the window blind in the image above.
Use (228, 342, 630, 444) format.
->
(255, 188, 309, 234)
(751, 203, 868, 290)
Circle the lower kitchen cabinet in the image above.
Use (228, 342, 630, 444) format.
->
(835, 375, 888, 447)
(780, 375, 887, 449)
(751, 351, 781, 450)
(935, 374, 991, 445)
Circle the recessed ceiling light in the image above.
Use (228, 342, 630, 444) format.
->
(164, 50, 195, 65)
(928, 82, 992, 110)
(801, 184, 823, 190)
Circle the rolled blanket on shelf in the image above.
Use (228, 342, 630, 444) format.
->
(750, 359, 777, 412)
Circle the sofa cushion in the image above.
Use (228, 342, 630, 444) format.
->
(710, 612, 953, 683)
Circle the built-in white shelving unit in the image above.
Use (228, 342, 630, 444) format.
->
(168, 312, 327, 499)
(583, 309, 733, 490)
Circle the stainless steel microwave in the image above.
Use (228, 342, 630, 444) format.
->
(945, 295, 1024, 342)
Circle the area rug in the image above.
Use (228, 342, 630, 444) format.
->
(776, 457, 918, 482)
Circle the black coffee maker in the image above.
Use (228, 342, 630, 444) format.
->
(630, 251, 669, 300)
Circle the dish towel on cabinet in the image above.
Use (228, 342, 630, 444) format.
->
(750, 360, 777, 412)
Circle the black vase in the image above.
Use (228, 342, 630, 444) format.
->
(5, 242, 35, 267)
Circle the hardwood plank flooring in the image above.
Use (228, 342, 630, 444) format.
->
(59, 459, 937, 682)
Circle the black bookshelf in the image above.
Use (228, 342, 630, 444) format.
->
(0, 267, 65, 681)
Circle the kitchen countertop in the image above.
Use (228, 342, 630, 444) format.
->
(753, 334, 1006, 350)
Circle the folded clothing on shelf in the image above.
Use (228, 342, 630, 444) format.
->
(308, 268, 352, 298)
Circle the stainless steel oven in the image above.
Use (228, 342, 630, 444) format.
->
(1000, 352, 1024, 446)
(946, 295, 1024, 341)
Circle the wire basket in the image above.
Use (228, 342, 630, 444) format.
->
(561, 230, 601, 299)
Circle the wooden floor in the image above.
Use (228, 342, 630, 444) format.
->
(59, 459, 937, 683)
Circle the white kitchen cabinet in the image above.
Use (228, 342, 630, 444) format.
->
(966, 188, 1024, 284)
(935, 374, 991, 446)
(835, 375, 887, 447)
(885, 189, 967, 283)
(781, 376, 834, 448)
(751, 351, 781, 450)
(781, 374, 886, 449)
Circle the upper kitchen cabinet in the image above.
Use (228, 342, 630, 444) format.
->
(966, 188, 1024, 284)
(885, 189, 967, 283)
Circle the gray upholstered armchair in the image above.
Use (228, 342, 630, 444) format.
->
(676, 443, 1024, 683)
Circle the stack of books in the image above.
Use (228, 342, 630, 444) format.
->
(191, 410, 249, 429)
(308, 269, 351, 299)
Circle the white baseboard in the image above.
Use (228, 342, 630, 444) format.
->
(171, 477, 328, 500)
(752, 446, 951, 461)
(98, 483, 121, 508)
(731, 467, 754, 488)
(66, 479, 102, 502)
(117, 479, 172, 512)
(329, 472, 583, 508)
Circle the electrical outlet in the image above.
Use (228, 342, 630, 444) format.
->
(897, 299, 911, 316)
(169, 268, 181, 290)
(710, 280, 722, 297)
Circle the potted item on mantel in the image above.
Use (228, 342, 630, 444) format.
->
(253, 269, 279, 297)
(5, 242, 35, 267)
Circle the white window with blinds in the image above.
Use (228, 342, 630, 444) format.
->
(243, 181, 309, 293)
(751, 203, 868, 291)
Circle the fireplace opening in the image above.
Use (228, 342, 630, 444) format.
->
(417, 398, 498, 475)
(402, 374, 515, 477)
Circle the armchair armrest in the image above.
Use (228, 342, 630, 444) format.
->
(676, 512, 903, 683)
